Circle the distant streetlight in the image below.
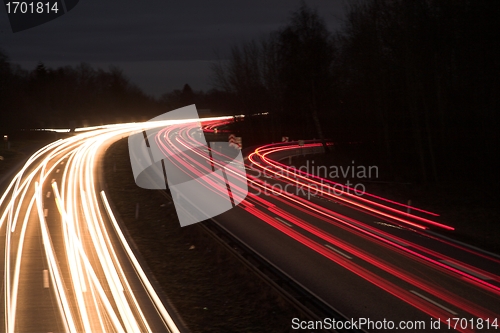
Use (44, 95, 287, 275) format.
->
(4, 135, 9, 150)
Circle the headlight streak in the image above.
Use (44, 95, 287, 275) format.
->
(5, 142, 71, 332)
(52, 182, 93, 333)
(100, 191, 180, 333)
(9, 194, 35, 333)
(3, 140, 72, 333)
(0, 118, 229, 332)
(35, 181, 77, 333)
(5, 137, 103, 332)
(54, 180, 141, 333)
(0, 139, 63, 228)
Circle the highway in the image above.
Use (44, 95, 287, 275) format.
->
(152, 119, 500, 332)
(1, 115, 499, 333)
(0, 118, 229, 333)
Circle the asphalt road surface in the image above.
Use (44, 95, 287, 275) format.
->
(154, 119, 500, 333)
(1, 116, 499, 333)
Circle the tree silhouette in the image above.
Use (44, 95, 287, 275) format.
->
(211, 3, 335, 146)
(210, 0, 499, 184)
(277, 2, 334, 151)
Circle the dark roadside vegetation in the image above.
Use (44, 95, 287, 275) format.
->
(104, 138, 302, 333)
(0, 140, 25, 176)
(0, 131, 63, 179)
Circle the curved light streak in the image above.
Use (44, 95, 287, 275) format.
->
(0, 118, 228, 332)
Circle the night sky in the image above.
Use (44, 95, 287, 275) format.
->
(0, 0, 346, 97)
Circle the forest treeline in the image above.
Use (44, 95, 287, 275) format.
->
(0, 59, 163, 129)
(0, 54, 233, 129)
(211, 0, 499, 184)
(1, 0, 498, 184)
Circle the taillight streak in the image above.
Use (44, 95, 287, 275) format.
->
(249, 148, 452, 230)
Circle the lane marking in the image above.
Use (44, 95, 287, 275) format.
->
(440, 260, 494, 281)
(409, 290, 458, 315)
(373, 220, 403, 230)
(325, 244, 353, 259)
(353, 222, 409, 247)
(46, 192, 51, 198)
(56, 169, 60, 173)
(44, 209, 48, 217)
(275, 217, 293, 227)
(43, 270, 49, 288)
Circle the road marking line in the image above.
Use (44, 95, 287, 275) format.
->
(46, 192, 51, 198)
(56, 169, 60, 173)
(44, 209, 48, 217)
(409, 290, 457, 315)
(43, 270, 49, 288)
(373, 220, 403, 230)
(440, 260, 494, 280)
(352, 221, 408, 247)
(325, 244, 353, 259)
(275, 217, 293, 227)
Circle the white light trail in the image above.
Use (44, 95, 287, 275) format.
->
(0, 116, 231, 332)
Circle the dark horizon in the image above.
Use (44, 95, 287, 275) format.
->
(0, 0, 346, 97)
